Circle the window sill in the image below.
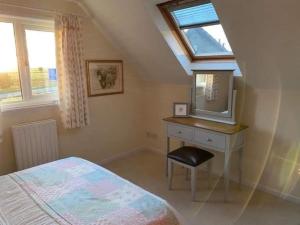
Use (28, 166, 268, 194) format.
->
(189, 60, 242, 76)
(1, 99, 59, 112)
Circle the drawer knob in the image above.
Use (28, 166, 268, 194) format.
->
(178, 131, 182, 134)
(207, 138, 213, 142)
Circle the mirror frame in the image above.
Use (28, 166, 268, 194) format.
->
(191, 70, 234, 119)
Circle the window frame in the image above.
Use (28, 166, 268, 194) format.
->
(0, 15, 58, 110)
(157, 0, 235, 61)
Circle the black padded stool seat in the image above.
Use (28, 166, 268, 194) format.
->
(168, 146, 214, 167)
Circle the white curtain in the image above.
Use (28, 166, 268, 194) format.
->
(0, 109, 3, 143)
(55, 15, 89, 128)
(205, 74, 218, 101)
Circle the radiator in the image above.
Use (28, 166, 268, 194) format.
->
(12, 119, 59, 170)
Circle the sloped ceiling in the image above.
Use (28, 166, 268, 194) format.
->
(78, 0, 300, 88)
(212, 0, 300, 90)
(79, 0, 190, 84)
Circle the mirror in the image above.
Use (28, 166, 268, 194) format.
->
(191, 70, 235, 121)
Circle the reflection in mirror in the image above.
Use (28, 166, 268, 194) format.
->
(195, 73, 229, 113)
(191, 70, 234, 120)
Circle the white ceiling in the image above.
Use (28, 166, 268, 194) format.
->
(77, 0, 190, 84)
(77, 0, 300, 89)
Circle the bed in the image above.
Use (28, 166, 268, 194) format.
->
(0, 157, 180, 225)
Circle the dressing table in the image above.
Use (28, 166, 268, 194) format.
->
(163, 116, 248, 201)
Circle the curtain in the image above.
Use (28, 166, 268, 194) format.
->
(0, 109, 3, 143)
(55, 15, 89, 128)
(205, 74, 218, 101)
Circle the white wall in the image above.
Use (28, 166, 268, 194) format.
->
(0, 0, 299, 203)
(143, 81, 191, 151)
(0, 0, 145, 175)
(212, 0, 300, 201)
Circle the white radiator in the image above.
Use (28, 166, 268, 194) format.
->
(12, 119, 59, 170)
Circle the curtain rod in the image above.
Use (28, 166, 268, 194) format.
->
(0, 2, 89, 19)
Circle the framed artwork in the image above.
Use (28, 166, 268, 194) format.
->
(86, 60, 124, 97)
(173, 103, 189, 117)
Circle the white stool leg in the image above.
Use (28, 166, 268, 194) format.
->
(185, 168, 189, 180)
(191, 167, 197, 201)
(207, 160, 212, 188)
(168, 159, 173, 190)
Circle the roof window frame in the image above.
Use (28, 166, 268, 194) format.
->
(157, 0, 235, 61)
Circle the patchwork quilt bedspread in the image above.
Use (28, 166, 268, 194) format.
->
(0, 157, 180, 225)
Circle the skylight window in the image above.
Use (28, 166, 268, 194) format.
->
(158, 0, 234, 61)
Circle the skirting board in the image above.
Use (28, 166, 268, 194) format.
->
(98, 147, 145, 165)
(241, 179, 300, 205)
(145, 147, 300, 205)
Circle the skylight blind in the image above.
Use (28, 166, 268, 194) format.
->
(171, 3, 219, 27)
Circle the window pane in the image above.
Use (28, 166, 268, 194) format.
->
(0, 22, 22, 103)
(183, 24, 233, 56)
(25, 29, 57, 96)
(171, 3, 219, 27)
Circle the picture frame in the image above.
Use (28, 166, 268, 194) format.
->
(86, 60, 124, 97)
(173, 103, 189, 117)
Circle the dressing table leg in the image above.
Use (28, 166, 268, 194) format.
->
(207, 160, 212, 188)
(191, 167, 197, 201)
(239, 147, 243, 188)
(185, 169, 189, 181)
(166, 137, 170, 177)
(168, 159, 173, 190)
(224, 150, 231, 202)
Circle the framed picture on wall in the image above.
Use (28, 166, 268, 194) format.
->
(86, 60, 124, 97)
(173, 103, 189, 117)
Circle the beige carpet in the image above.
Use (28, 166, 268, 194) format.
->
(104, 150, 300, 225)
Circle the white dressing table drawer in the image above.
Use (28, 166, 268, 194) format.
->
(167, 124, 194, 141)
(194, 129, 226, 150)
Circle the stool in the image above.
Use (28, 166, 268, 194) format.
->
(167, 146, 214, 201)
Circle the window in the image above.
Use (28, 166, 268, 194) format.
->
(158, 0, 234, 61)
(0, 22, 22, 103)
(25, 29, 57, 96)
(0, 16, 57, 108)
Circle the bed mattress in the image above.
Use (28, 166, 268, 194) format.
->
(0, 157, 180, 225)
